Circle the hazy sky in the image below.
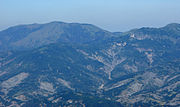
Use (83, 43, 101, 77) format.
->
(0, 0, 180, 32)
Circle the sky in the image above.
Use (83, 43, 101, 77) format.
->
(0, 0, 180, 32)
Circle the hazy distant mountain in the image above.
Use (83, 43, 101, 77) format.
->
(0, 22, 180, 106)
(0, 21, 112, 50)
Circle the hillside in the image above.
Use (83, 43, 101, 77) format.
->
(0, 22, 180, 106)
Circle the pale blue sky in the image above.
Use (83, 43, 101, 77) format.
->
(0, 0, 180, 31)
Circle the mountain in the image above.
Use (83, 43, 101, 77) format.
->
(0, 21, 112, 50)
(0, 22, 180, 106)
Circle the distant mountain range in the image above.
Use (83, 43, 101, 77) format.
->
(0, 22, 180, 106)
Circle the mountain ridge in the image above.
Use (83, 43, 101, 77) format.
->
(0, 21, 179, 51)
(0, 21, 180, 106)
(0, 21, 114, 51)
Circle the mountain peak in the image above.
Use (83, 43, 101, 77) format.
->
(0, 21, 112, 50)
(47, 21, 66, 24)
(164, 23, 180, 28)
